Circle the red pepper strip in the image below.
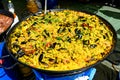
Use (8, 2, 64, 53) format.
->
(45, 42, 51, 47)
(25, 49, 36, 54)
(82, 23, 88, 27)
(88, 26, 93, 30)
(21, 46, 36, 55)
(82, 23, 93, 30)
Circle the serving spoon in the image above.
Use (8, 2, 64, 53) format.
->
(44, 0, 47, 14)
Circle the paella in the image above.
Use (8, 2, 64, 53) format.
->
(8, 10, 114, 71)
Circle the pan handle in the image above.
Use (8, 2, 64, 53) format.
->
(106, 50, 120, 65)
(0, 54, 19, 70)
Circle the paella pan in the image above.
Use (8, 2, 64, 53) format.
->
(5, 9, 117, 76)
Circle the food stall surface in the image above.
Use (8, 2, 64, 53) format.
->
(1, 0, 120, 80)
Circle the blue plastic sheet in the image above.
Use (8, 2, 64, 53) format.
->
(33, 68, 96, 80)
(0, 41, 19, 80)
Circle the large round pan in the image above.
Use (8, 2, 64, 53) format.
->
(5, 9, 117, 76)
